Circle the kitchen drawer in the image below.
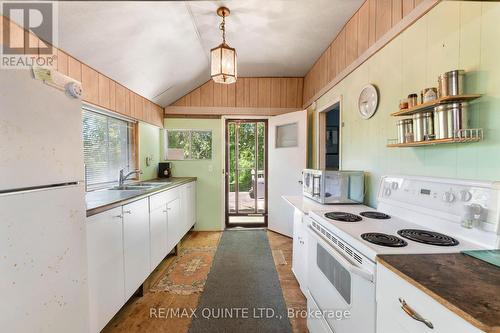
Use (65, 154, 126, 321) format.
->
(376, 264, 484, 333)
(149, 190, 169, 212)
(306, 290, 333, 333)
(149, 187, 179, 211)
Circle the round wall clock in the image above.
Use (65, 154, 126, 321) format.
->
(358, 84, 379, 119)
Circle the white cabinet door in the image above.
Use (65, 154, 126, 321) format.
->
(179, 184, 189, 235)
(86, 206, 125, 333)
(187, 182, 197, 228)
(292, 209, 308, 294)
(180, 182, 196, 235)
(123, 198, 150, 300)
(166, 197, 182, 253)
(149, 199, 168, 272)
(377, 264, 484, 333)
(292, 209, 308, 292)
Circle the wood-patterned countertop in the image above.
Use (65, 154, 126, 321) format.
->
(378, 253, 500, 333)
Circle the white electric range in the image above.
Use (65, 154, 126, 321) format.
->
(305, 175, 500, 333)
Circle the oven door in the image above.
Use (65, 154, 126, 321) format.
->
(306, 226, 376, 333)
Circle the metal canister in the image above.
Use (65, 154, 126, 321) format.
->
(408, 94, 418, 108)
(422, 112, 434, 140)
(434, 102, 468, 139)
(401, 119, 413, 143)
(397, 120, 405, 144)
(438, 70, 465, 97)
(421, 87, 438, 103)
(412, 113, 424, 142)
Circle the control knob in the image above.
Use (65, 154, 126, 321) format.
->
(442, 191, 455, 203)
(391, 182, 399, 190)
(460, 190, 473, 202)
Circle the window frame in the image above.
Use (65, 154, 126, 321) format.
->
(275, 122, 299, 148)
(164, 128, 213, 161)
(82, 104, 138, 191)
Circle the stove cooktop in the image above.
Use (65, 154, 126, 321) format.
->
(398, 229, 460, 246)
(360, 211, 391, 219)
(309, 207, 483, 261)
(324, 212, 362, 222)
(361, 233, 408, 247)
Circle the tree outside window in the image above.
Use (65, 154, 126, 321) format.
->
(165, 130, 212, 160)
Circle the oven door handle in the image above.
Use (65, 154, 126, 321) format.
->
(308, 225, 374, 282)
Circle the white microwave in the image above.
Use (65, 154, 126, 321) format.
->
(302, 169, 365, 204)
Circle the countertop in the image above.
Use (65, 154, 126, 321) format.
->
(86, 177, 197, 217)
(378, 253, 500, 333)
(282, 195, 334, 215)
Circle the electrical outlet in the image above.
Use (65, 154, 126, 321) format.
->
(208, 165, 213, 173)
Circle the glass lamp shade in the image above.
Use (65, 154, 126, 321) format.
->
(211, 43, 237, 84)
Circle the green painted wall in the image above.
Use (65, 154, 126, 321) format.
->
(162, 118, 223, 231)
(309, 2, 500, 210)
(139, 122, 161, 181)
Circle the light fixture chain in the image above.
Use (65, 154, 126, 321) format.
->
(219, 15, 226, 44)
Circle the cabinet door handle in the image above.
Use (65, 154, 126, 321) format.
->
(123, 210, 132, 215)
(112, 215, 123, 219)
(399, 298, 434, 329)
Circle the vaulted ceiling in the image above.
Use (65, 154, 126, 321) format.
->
(55, 0, 363, 106)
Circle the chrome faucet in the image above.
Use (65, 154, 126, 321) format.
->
(119, 169, 142, 186)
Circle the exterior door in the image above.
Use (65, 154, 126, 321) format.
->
(225, 120, 268, 227)
(268, 110, 307, 237)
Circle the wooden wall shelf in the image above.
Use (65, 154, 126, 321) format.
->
(390, 94, 481, 117)
(387, 135, 482, 148)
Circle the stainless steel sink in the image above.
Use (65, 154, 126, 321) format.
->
(138, 182, 170, 186)
(108, 182, 166, 191)
(109, 185, 155, 191)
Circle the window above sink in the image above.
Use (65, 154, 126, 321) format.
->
(83, 105, 137, 191)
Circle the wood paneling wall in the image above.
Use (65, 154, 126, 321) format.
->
(0, 15, 164, 128)
(302, 0, 437, 108)
(169, 77, 303, 115)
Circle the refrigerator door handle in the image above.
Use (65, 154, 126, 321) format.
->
(0, 182, 81, 197)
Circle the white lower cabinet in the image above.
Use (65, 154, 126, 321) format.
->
(149, 192, 169, 271)
(376, 263, 484, 333)
(185, 182, 196, 231)
(86, 207, 125, 333)
(123, 198, 151, 299)
(166, 195, 182, 253)
(86, 181, 196, 333)
(292, 208, 308, 292)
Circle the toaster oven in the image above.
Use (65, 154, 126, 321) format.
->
(302, 169, 365, 204)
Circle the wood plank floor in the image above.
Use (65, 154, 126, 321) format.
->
(102, 230, 308, 333)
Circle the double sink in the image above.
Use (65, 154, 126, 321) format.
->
(108, 182, 170, 191)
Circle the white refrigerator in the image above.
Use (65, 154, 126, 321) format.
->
(0, 70, 89, 332)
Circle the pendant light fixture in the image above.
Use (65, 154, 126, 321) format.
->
(210, 7, 237, 84)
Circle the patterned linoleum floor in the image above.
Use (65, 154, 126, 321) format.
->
(103, 230, 308, 333)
